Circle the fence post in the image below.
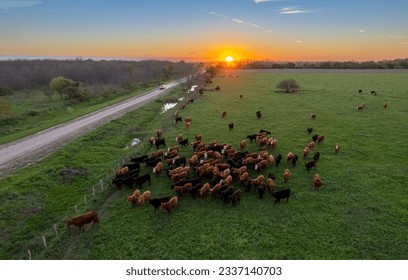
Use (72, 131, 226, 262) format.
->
(54, 224, 58, 239)
(42, 235, 47, 248)
(28, 249, 31, 260)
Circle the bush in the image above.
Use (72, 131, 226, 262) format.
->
(277, 79, 300, 93)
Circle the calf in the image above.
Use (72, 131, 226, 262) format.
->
(272, 188, 291, 204)
(160, 196, 179, 213)
(66, 211, 99, 233)
(149, 196, 171, 212)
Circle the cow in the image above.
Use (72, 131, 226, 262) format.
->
(228, 123, 234, 130)
(66, 211, 99, 233)
(229, 190, 241, 206)
(154, 138, 166, 149)
(286, 152, 295, 162)
(127, 189, 141, 206)
(199, 182, 211, 197)
(303, 147, 310, 158)
(146, 157, 161, 168)
(178, 138, 189, 147)
(160, 196, 178, 213)
(308, 141, 315, 149)
(115, 166, 129, 177)
(173, 156, 187, 167)
(220, 186, 235, 204)
(255, 159, 267, 173)
(185, 117, 192, 123)
(185, 121, 191, 129)
(290, 154, 298, 167)
(267, 178, 275, 194)
(156, 129, 162, 138)
(174, 182, 192, 196)
(311, 112, 317, 120)
(246, 134, 257, 143)
(335, 143, 340, 154)
(260, 129, 271, 135)
(131, 154, 148, 163)
(135, 173, 151, 188)
(313, 152, 320, 161)
(152, 149, 164, 159)
(275, 154, 282, 167)
(307, 127, 313, 134)
(239, 94, 243, 99)
(316, 135, 325, 143)
(221, 111, 227, 118)
(312, 134, 319, 142)
(256, 111, 262, 119)
(384, 102, 388, 109)
(137, 190, 151, 207)
(358, 89, 362, 93)
(153, 161, 163, 177)
(271, 188, 291, 204)
(313, 174, 324, 191)
(175, 116, 182, 123)
(123, 162, 140, 172)
(258, 182, 266, 199)
(171, 171, 188, 182)
(283, 169, 291, 183)
(305, 160, 316, 172)
(149, 196, 172, 211)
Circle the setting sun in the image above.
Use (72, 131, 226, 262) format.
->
(225, 56, 234, 62)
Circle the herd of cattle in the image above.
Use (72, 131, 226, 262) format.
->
(68, 77, 386, 233)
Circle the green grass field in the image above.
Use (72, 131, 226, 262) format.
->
(1, 70, 407, 260)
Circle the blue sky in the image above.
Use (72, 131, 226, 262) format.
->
(1, 0, 407, 61)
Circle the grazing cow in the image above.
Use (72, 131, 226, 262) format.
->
(358, 89, 362, 93)
(272, 188, 291, 204)
(215, 86, 220, 90)
(152, 149, 164, 159)
(335, 143, 340, 154)
(171, 171, 188, 182)
(178, 138, 189, 147)
(148, 136, 155, 146)
(313, 174, 324, 191)
(312, 134, 319, 142)
(313, 152, 320, 161)
(268, 154, 275, 166)
(303, 147, 310, 158)
(174, 182, 192, 196)
(135, 173, 151, 188)
(290, 154, 298, 167)
(128, 189, 141, 206)
(123, 162, 141, 172)
(286, 152, 295, 162)
(384, 102, 388, 109)
(255, 159, 268, 173)
(316, 135, 325, 143)
(256, 111, 262, 119)
(156, 129, 162, 138)
(199, 182, 211, 197)
(146, 157, 161, 168)
(258, 182, 266, 199)
(268, 172, 276, 181)
(357, 103, 365, 111)
(267, 178, 275, 194)
(116, 166, 129, 177)
(221, 111, 227, 118)
(239, 94, 243, 99)
(153, 161, 163, 177)
(160, 196, 179, 213)
(246, 134, 257, 143)
(311, 112, 317, 120)
(185, 121, 191, 129)
(305, 160, 316, 172)
(189, 183, 202, 199)
(137, 190, 151, 207)
(229, 190, 241, 206)
(283, 169, 291, 183)
(175, 116, 182, 123)
(228, 123, 234, 130)
(275, 154, 282, 167)
(131, 154, 148, 163)
(154, 138, 166, 149)
(66, 211, 99, 233)
(307, 127, 313, 134)
(185, 117, 192, 123)
(149, 196, 171, 212)
(308, 141, 315, 149)
(240, 140, 247, 150)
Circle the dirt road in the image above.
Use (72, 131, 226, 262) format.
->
(0, 79, 185, 178)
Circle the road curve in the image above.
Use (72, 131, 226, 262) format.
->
(0, 78, 185, 178)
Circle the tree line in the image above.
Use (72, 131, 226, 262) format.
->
(226, 58, 408, 70)
(0, 59, 198, 95)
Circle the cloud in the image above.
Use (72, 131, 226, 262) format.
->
(296, 40, 303, 44)
(232, 18, 244, 24)
(359, 29, 365, 33)
(0, 0, 43, 13)
(208, 11, 227, 18)
(264, 29, 274, 33)
(254, 0, 280, 3)
(279, 7, 311, 14)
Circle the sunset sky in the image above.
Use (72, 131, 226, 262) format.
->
(1, 0, 407, 61)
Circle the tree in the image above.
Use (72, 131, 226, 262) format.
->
(49, 76, 89, 103)
(277, 79, 300, 93)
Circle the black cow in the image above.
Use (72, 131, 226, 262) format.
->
(146, 157, 161, 168)
(358, 89, 362, 93)
(305, 160, 316, 172)
(149, 196, 171, 211)
(307, 127, 313, 134)
(131, 154, 148, 163)
(220, 186, 235, 204)
(312, 134, 319, 142)
(173, 156, 186, 167)
(228, 123, 234, 130)
(229, 190, 241, 206)
(208, 144, 223, 153)
(268, 172, 276, 181)
(313, 152, 320, 161)
(290, 154, 298, 167)
(178, 138, 189, 147)
(256, 111, 262, 119)
(154, 138, 166, 149)
(258, 182, 266, 199)
(260, 129, 271, 135)
(189, 183, 202, 199)
(246, 134, 257, 143)
(272, 188, 291, 204)
(275, 154, 282, 167)
(134, 173, 151, 188)
(175, 116, 182, 123)
(123, 162, 140, 171)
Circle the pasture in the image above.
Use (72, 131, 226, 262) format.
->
(0, 69, 407, 260)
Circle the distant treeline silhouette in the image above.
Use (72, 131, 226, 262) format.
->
(0, 59, 197, 93)
(231, 58, 408, 70)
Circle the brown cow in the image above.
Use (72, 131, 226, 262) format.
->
(316, 135, 325, 143)
(221, 111, 227, 118)
(116, 166, 129, 177)
(283, 169, 291, 183)
(174, 182, 192, 196)
(384, 102, 388, 109)
(66, 211, 99, 233)
(199, 183, 211, 197)
(335, 143, 340, 154)
(160, 196, 178, 213)
(128, 189, 141, 206)
(240, 139, 247, 150)
(311, 112, 317, 120)
(313, 174, 324, 191)
(267, 178, 275, 194)
(153, 161, 163, 177)
(137, 190, 151, 207)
